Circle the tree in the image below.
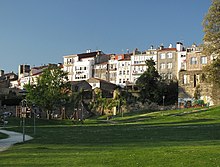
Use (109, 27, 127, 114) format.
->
(24, 65, 71, 119)
(203, 0, 220, 86)
(136, 59, 178, 105)
(203, 58, 220, 85)
(136, 59, 161, 103)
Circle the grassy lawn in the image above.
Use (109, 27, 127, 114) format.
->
(0, 106, 220, 166)
(0, 132, 8, 139)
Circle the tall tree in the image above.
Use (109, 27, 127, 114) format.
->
(136, 59, 178, 105)
(203, 0, 220, 86)
(203, 0, 220, 57)
(136, 59, 161, 103)
(24, 65, 71, 119)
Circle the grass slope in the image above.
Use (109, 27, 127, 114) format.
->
(0, 106, 220, 167)
(0, 132, 8, 140)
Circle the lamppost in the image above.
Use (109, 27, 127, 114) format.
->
(163, 96, 165, 108)
(32, 104, 36, 136)
(21, 99, 27, 142)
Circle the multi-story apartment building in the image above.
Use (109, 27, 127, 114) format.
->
(116, 54, 131, 87)
(108, 54, 118, 84)
(157, 45, 178, 80)
(130, 48, 157, 84)
(11, 64, 59, 89)
(18, 64, 31, 79)
(63, 50, 108, 81)
(176, 42, 187, 78)
(178, 44, 213, 106)
(94, 62, 109, 81)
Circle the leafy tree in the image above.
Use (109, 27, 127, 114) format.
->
(203, 58, 220, 86)
(203, 0, 220, 86)
(136, 59, 161, 103)
(203, 0, 220, 57)
(24, 65, 71, 119)
(136, 59, 178, 105)
(113, 88, 126, 116)
(194, 85, 201, 100)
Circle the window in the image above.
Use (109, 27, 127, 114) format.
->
(181, 54, 186, 57)
(84, 67, 87, 70)
(167, 52, 173, 58)
(161, 73, 166, 80)
(167, 63, 172, 69)
(167, 73, 172, 80)
(183, 75, 190, 84)
(160, 63, 166, 69)
(201, 56, 207, 64)
(160, 53, 166, 59)
(181, 62, 186, 70)
(119, 71, 122, 75)
(119, 79, 122, 83)
(190, 57, 197, 65)
(127, 70, 129, 75)
(123, 71, 125, 75)
(194, 74, 200, 87)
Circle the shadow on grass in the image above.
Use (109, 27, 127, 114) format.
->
(17, 122, 220, 148)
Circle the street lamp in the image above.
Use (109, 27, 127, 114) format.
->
(163, 96, 165, 108)
(32, 104, 36, 136)
(21, 99, 27, 142)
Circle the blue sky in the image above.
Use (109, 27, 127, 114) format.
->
(0, 0, 211, 73)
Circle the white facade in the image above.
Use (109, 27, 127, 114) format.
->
(63, 54, 78, 81)
(108, 59, 118, 84)
(177, 51, 187, 78)
(116, 59, 131, 87)
(130, 50, 157, 84)
(63, 54, 95, 81)
(176, 42, 187, 79)
(74, 59, 94, 81)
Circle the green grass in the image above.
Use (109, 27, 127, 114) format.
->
(0, 132, 8, 139)
(0, 106, 220, 167)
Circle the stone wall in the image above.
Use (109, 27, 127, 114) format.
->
(179, 70, 213, 105)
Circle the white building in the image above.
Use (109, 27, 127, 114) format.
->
(108, 55, 118, 84)
(63, 54, 79, 81)
(116, 58, 131, 87)
(74, 59, 94, 81)
(11, 64, 57, 89)
(63, 50, 107, 82)
(130, 48, 157, 84)
(176, 42, 187, 79)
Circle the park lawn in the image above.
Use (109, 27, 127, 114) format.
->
(0, 132, 8, 140)
(0, 106, 220, 167)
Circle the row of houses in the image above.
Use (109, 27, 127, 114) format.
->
(0, 41, 217, 107)
(62, 42, 215, 106)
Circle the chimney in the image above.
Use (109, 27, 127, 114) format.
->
(86, 49, 91, 53)
(0, 70, 4, 77)
(176, 42, 183, 52)
(159, 44, 164, 50)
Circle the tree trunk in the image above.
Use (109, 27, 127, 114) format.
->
(47, 110, 52, 120)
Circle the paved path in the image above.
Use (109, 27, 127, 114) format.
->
(0, 129, 33, 152)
